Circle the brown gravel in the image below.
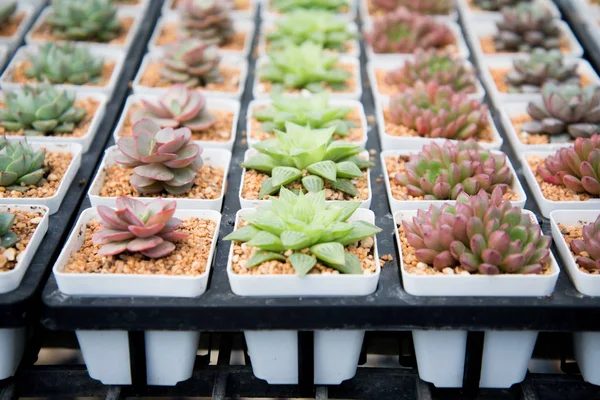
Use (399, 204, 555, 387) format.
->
(510, 114, 554, 145)
(384, 155, 520, 202)
(398, 223, 551, 275)
(0, 209, 44, 272)
(156, 23, 247, 52)
(0, 13, 24, 38)
(383, 109, 494, 142)
(0, 98, 99, 138)
(527, 156, 594, 201)
(31, 17, 134, 46)
(490, 67, 593, 93)
(11, 60, 116, 87)
(248, 106, 364, 142)
(99, 164, 225, 200)
(62, 218, 217, 276)
(170, 0, 251, 11)
(480, 35, 571, 55)
(241, 169, 370, 201)
(0, 151, 73, 199)
(139, 62, 241, 93)
(258, 63, 357, 96)
(558, 223, 600, 275)
(119, 104, 233, 142)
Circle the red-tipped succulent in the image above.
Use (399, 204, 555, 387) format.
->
(570, 215, 600, 271)
(93, 196, 188, 258)
(116, 119, 204, 195)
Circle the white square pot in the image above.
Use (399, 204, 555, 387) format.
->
(238, 149, 372, 209)
(88, 146, 231, 211)
(133, 51, 248, 100)
(367, 58, 485, 103)
(457, 0, 560, 21)
(375, 96, 502, 150)
(520, 151, 600, 217)
(252, 55, 362, 100)
(0, 204, 49, 294)
(381, 149, 526, 214)
(0, 327, 25, 380)
(257, 19, 360, 58)
(574, 332, 600, 386)
(162, 0, 259, 20)
(0, 142, 82, 214)
(260, 0, 357, 21)
(113, 94, 240, 151)
(245, 98, 368, 148)
(54, 207, 221, 385)
(363, 20, 469, 61)
(227, 208, 380, 384)
(0, 3, 37, 53)
(0, 44, 126, 98)
(359, 0, 458, 27)
(148, 14, 255, 58)
(394, 209, 559, 388)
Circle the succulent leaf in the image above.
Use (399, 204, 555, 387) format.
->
(494, 3, 561, 52)
(178, 0, 235, 46)
(160, 39, 223, 88)
(47, 0, 121, 42)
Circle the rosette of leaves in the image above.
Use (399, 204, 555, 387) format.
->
(367, 7, 456, 54)
(271, 0, 348, 13)
(0, 2, 16, 25)
(46, 0, 121, 42)
(160, 39, 223, 88)
(0, 138, 46, 191)
(570, 215, 600, 271)
(260, 42, 351, 93)
(504, 49, 579, 93)
(389, 81, 489, 140)
(521, 83, 600, 139)
(395, 139, 513, 200)
(225, 188, 381, 275)
(372, 0, 453, 15)
(472, 0, 528, 11)
(93, 197, 188, 258)
(494, 3, 561, 52)
(253, 93, 358, 136)
(385, 49, 477, 94)
(179, 0, 235, 46)
(0, 212, 19, 250)
(402, 187, 551, 274)
(242, 122, 373, 198)
(24, 43, 105, 85)
(266, 10, 356, 52)
(0, 83, 86, 136)
(537, 135, 600, 196)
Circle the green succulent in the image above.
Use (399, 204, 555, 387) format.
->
(254, 93, 359, 137)
(47, 0, 121, 42)
(243, 122, 373, 199)
(0, 83, 86, 136)
(271, 0, 348, 13)
(24, 43, 105, 85)
(0, 1, 16, 25)
(225, 188, 381, 275)
(0, 138, 46, 191)
(260, 42, 351, 93)
(0, 212, 19, 249)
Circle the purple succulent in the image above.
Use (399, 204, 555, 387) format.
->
(570, 215, 600, 271)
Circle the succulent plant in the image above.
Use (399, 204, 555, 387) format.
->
(131, 85, 217, 132)
(494, 3, 561, 52)
(47, 0, 121, 42)
(504, 49, 580, 93)
(0, 1, 16, 25)
(537, 135, 600, 196)
(402, 187, 551, 274)
(159, 39, 223, 88)
(0, 83, 86, 136)
(472, 0, 529, 11)
(253, 93, 359, 136)
(367, 8, 456, 54)
(260, 42, 351, 93)
(384, 49, 477, 94)
(521, 83, 600, 139)
(179, 0, 235, 46)
(372, 0, 453, 15)
(0, 138, 46, 191)
(570, 215, 600, 271)
(0, 212, 19, 249)
(394, 140, 513, 200)
(25, 43, 105, 85)
(389, 81, 489, 140)
(271, 0, 348, 13)
(225, 188, 381, 275)
(242, 122, 373, 198)
(93, 197, 188, 258)
(116, 119, 204, 195)
(267, 10, 356, 52)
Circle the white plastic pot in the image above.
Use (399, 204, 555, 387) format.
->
(260, 0, 357, 21)
(238, 149, 372, 209)
(133, 51, 248, 100)
(227, 208, 380, 384)
(520, 151, 600, 217)
(0, 3, 37, 53)
(54, 207, 221, 385)
(113, 94, 240, 151)
(0, 44, 126, 98)
(375, 96, 502, 150)
(0, 142, 82, 214)
(0, 327, 25, 380)
(245, 98, 368, 148)
(148, 14, 255, 58)
(359, 0, 458, 27)
(252, 55, 362, 100)
(88, 146, 231, 211)
(393, 209, 559, 388)
(381, 149, 527, 214)
(162, 0, 259, 19)
(457, 0, 560, 21)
